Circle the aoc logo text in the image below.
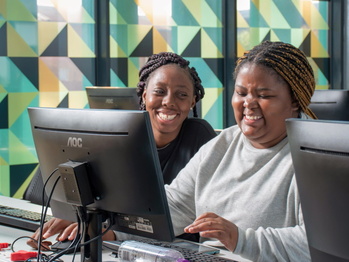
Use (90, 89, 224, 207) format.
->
(67, 137, 82, 148)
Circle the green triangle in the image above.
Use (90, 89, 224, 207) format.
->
(6, 0, 36, 21)
(110, 4, 127, 25)
(7, 23, 37, 56)
(9, 131, 38, 165)
(8, 92, 37, 127)
(178, 26, 201, 55)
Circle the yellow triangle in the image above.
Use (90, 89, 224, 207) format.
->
(237, 11, 249, 28)
(39, 90, 68, 107)
(39, 58, 61, 92)
(182, 0, 201, 25)
(0, 156, 8, 165)
(68, 25, 95, 57)
(153, 28, 173, 54)
(237, 41, 246, 57)
(201, 29, 223, 58)
(7, 23, 37, 57)
(69, 91, 88, 109)
(201, 88, 223, 117)
(311, 31, 329, 57)
(270, 30, 280, 42)
(110, 36, 127, 58)
(38, 22, 66, 55)
(8, 92, 37, 127)
(128, 25, 153, 55)
(310, 3, 329, 29)
(128, 60, 140, 88)
(301, 1, 312, 28)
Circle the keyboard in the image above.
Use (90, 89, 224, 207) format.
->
(103, 240, 237, 262)
(0, 204, 52, 232)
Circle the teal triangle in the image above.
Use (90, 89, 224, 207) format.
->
(187, 58, 222, 88)
(203, 93, 223, 130)
(0, 130, 9, 163)
(273, 1, 306, 28)
(317, 68, 328, 86)
(205, 0, 223, 22)
(110, 69, 127, 87)
(110, 0, 139, 24)
(110, 25, 128, 55)
(172, 0, 199, 26)
(272, 29, 291, 43)
(249, 2, 269, 27)
(0, 57, 37, 92)
(20, 0, 37, 19)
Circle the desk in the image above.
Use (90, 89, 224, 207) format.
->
(0, 196, 251, 262)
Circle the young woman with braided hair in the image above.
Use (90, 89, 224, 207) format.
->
(27, 52, 216, 248)
(163, 40, 316, 261)
(136, 52, 216, 184)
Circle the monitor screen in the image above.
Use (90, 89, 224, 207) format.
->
(286, 118, 349, 262)
(309, 89, 349, 121)
(86, 86, 139, 110)
(28, 107, 175, 261)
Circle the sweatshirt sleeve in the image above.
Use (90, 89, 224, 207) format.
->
(234, 205, 311, 262)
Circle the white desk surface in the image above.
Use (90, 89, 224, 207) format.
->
(0, 196, 251, 262)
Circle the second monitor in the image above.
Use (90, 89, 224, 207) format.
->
(86, 86, 139, 110)
(309, 89, 349, 121)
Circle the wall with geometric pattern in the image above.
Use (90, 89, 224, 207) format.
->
(0, 0, 331, 198)
(236, 0, 329, 90)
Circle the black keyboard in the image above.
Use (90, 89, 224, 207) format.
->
(103, 240, 237, 262)
(0, 204, 52, 232)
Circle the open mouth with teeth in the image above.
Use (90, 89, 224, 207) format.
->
(158, 112, 177, 121)
(245, 115, 262, 120)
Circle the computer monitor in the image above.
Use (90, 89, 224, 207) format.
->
(86, 86, 139, 110)
(28, 107, 175, 262)
(286, 118, 349, 262)
(309, 89, 349, 121)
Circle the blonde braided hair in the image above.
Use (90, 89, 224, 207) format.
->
(234, 41, 317, 119)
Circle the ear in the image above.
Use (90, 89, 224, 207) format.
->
(191, 96, 196, 109)
(142, 89, 147, 104)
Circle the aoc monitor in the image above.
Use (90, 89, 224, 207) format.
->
(286, 118, 349, 262)
(86, 86, 139, 110)
(28, 107, 174, 261)
(309, 89, 349, 121)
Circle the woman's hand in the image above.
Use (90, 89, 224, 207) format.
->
(184, 212, 239, 251)
(27, 218, 75, 250)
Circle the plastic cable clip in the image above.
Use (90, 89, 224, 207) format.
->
(10, 250, 38, 261)
(0, 243, 10, 249)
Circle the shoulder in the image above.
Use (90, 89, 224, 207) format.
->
(182, 118, 217, 137)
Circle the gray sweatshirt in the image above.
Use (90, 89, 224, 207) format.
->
(165, 125, 311, 262)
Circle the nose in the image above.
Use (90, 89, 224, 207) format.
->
(243, 96, 257, 108)
(162, 93, 175, 107)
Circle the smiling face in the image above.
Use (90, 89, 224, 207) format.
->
(142, 64, 196, 147)
(232, 63, 299, 149)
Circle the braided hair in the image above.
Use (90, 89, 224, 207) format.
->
(234, 41, 317, 119)
(136, 52, 204, 117)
